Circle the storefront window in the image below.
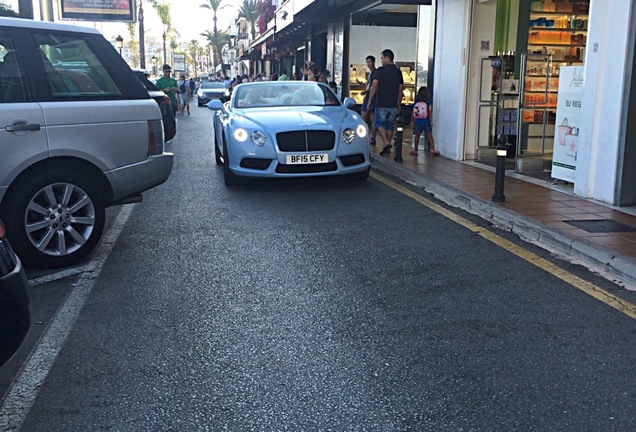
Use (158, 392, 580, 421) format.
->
(334, 29, 343, 86)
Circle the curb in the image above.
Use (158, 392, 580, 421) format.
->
(370, 155, 636, 289)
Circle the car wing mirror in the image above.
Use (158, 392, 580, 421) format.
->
(207, 100, 225, 112)
(343, 97, 356, 109)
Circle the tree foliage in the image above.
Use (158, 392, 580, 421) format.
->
(0, 1, 18, 17)
(237, 0, 259, 39)
(256, 0, 275, 34)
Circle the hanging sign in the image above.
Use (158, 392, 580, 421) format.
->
(59, 0, 136, 23)
(551, 66, 584, 183)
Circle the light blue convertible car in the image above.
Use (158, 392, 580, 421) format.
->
(208, 81, 370, 185)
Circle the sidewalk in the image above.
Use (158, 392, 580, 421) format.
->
(369, 136, 636, 289)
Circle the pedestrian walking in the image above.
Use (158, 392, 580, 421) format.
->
(361, 55, 379, 145)
(156, 64, 179, 117)
(188, 78, 195, 98)
(278, 68, 290, 81)
(177, 74, 190, 115)
(367, 49, 404, 156)
(411, 86, 439, 156)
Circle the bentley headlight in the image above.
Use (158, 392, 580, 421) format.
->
(234, 128, 248, 142)
(342, 128, 356, 144)
(197, 90, 204, 97)
(251, 130, 267, 147)
(356, 124, 367, 138)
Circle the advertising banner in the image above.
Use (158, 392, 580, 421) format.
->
(59, 0, 136, 22)
(551, 66, 584, 183)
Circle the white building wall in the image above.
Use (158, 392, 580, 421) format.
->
(432, 0, 473, 160)
(349, 26, 417, 65)
(574, 0, 635, 204)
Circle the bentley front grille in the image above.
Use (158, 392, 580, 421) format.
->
(276, 130, 336, 152)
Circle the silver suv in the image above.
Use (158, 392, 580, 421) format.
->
(0, 18, 173, 268)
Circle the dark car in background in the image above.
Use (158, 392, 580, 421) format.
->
(133, 69, 177, 142)
(0, 219, 30, 367)
(197, 81, 230, 107)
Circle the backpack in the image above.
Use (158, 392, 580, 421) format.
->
(413, 101, 429, 119)
(179, 83, 186, 93)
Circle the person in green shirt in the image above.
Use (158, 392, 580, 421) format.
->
(156, 64, 179, 116)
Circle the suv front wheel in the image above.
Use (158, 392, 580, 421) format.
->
(3, 169, 106, 268)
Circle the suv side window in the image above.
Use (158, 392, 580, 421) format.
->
(0, 35, 29, 103)
(34, 32, 122, 99)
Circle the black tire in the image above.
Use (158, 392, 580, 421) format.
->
(3, 169, 106, 268)
(347, 166, 370, 181)
(214, 133, 223, 165)
(222, 140, 244, 186)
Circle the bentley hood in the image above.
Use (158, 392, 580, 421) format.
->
(232, 107, 350, 134)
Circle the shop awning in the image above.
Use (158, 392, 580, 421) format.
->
(238, 50, 261, 61)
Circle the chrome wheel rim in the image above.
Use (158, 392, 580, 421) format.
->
(24, 182, 96, 257)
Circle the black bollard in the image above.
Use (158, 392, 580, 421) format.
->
(394, 115, 404, 163)
(492, 133, 508, 202)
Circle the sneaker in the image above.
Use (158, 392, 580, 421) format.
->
(379, 144, 392, 156)
(409, 150, 418, 156)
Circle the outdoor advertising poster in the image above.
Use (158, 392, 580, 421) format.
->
(552, 66, 584, 183)
(59, 0, 136, 22)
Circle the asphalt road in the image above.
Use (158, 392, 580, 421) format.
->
(2, 102, 635, 431)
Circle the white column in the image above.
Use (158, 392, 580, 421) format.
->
(432, 0, 473, 160)
(574, 0, 635, 203)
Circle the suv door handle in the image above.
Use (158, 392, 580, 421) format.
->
(5, 122, 41, 132)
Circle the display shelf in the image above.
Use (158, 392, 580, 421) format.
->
(529, 27, 587, 32)
(526, 90, 559, 93)
(528, 43, 585, 47)
(529, 12, 588, 17)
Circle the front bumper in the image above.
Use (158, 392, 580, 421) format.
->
(226, 140, 370, 178)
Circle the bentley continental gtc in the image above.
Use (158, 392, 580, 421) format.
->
(207, 81, 370, 186)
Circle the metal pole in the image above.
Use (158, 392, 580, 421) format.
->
(138, 3, 146, 69)
(492, 134, 508, 202)
(39, 0, 53, 21)
(394, 116, 404, 163)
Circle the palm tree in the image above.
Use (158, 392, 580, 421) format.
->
(169, 36, 179, 65)
(189, 40, 199, 78)
(200, 0, 229, 33)
(237, 0, 259, 40)
(126, 23, 139, 67)
(200, 0, 229, 72)
(154, 1, 173, 65)
(201, 30, 232, 70)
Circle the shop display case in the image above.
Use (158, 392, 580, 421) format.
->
(519, 0, 589, 157)
(396, 61, 416, 105)
(349, 63, 368, 105)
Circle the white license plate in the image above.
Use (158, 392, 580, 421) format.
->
(286, 153, 329, 164)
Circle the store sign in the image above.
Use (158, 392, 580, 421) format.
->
(552, 66, 584, 183)
(59, 0, 136, 22)
(173, 54, 186, 73)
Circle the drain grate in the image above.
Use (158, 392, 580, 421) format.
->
(564, 219, 636, 233)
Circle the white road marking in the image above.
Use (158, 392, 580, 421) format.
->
(0, 205, 135, 431)
(28, 265, 97, 287)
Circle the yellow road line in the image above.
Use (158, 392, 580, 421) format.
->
(371, 171, 636, 320)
